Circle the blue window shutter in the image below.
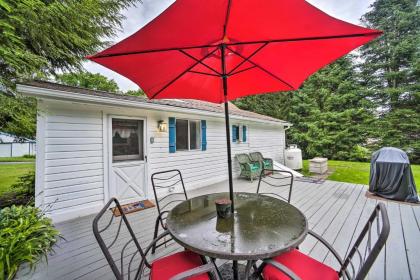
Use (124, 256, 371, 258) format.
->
(201, 120, 207, 151)
(232, 125, 237, 142)
(169, 117, 176, 153)
(242, 125, 247, 142)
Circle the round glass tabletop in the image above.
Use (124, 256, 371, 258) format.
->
(166, 192, 308, 260)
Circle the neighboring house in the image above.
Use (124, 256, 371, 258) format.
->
(0, 132, 36, 157)
(17, 81, 291, 222)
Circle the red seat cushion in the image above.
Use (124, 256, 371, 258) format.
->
(263, 249, 339, 280)
(150, 251, 210, 280)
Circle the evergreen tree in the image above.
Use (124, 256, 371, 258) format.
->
(233, 92, 291, 121)
(360, 0, 419, 162)
(0, 0, 139, 138)
(0, 94, 36, 139)
(0, 0, 137, 93)
(235, 57, 375, 161)
(287, 58, 375, 160)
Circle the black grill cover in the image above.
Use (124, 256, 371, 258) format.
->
(369, 147, 418, 203)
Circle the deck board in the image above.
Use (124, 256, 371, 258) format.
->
(386, 201, 412, 280)
(308, 184, 363, 264)
(399, 205, 420, 279)
(16, 179, 420, 280)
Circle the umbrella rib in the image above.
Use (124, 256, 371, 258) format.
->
(227, 32, 382, 47)
(150, 47, 219, 99)
(188, 70, 220, 77)
(226, 46, 295, 90)
(89, 32, 381, 59)
(179, 49, 222, 76)
(227, 42, 268, 76)
(229, 65, 257, 76)
(223, 0, 232, 38)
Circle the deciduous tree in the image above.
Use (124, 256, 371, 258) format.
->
(56, 72, 120, 93)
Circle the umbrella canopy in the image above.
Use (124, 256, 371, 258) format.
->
(88, 0, 381, 217)
(89, 0, 381, 103)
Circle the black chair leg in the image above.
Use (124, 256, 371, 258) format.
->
(151, 217, 160, 254)
(210, 258, 222, 280)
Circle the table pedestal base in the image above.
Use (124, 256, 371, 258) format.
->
(218, 262, 258, 280)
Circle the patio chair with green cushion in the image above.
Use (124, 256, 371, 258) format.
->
(236, 153, 261, 182)
(256, 202, 390, 280)
(249, 152, 273, 173)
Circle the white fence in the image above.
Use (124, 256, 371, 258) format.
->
(0, 142, 36, 157)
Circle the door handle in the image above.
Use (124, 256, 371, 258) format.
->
(145, 155, 148, 162)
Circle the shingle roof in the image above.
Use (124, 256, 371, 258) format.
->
(21, 80, 287, 124)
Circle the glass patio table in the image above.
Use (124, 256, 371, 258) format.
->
(166, 192, 308, 279)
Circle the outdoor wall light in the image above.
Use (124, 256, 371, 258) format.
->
(158, 120, 168, 132)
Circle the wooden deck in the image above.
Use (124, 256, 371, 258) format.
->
(16, 179, 420, 280)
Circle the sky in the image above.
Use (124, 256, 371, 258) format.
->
(84, 0, 375, 91)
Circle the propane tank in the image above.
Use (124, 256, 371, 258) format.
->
(285, 145, 303, 170)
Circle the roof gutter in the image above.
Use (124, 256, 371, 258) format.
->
(17, 84, 291, 127)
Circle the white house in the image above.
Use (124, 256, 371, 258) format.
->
(18, 81, 291, 223)
(0, 132, 36, 157)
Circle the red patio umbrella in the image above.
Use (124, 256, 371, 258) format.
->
(88, 0, 381, 213)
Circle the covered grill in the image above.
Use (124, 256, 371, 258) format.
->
(369, 147, 419, 203)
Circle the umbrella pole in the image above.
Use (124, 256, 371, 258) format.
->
(223, 100, 234, 210)
(221, 43, 239, 280)
(221, 44, 235, 213)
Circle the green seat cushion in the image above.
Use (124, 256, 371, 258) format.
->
(250, 163, 260, 171)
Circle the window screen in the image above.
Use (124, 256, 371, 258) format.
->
(235, 125, 240, 142)
(176, 119, 188, 150)
(112, 119, 143, 162)
(189, 120, 201, 150)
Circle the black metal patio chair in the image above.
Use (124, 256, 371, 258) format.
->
(151, 169, 188, 254)
(92, 198, 220, 280)
(257, 202, 390, 280)
(257, 169, 294, 203)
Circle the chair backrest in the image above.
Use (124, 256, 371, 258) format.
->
(340, 202, 390, 280)
(151, 169, 188, 227)
(257, 169, 294, 203)
(249, 152, 264, 162)
(236, 153, 251, 164)
(93, 198, 149, 280)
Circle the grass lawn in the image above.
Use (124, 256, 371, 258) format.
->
(302, 160, 420, 192)
(0, 163, 35, 195)
(0, 156, 35, 162)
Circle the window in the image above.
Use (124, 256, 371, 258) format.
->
(112, 119, 144, 162)
(235, 125, 240, 142)
(190, 120, 201, 150)
(232, 125, 247, 143)
(176, 119, 201, 151)
(176, 119, 188, 150)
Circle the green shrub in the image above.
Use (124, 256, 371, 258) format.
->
(11, 171, 35, 199)
(0, 171, 35, 208)
(348, 145, 371, 162)
(0, 205, 60, 280)
(22, 155, 35, 159)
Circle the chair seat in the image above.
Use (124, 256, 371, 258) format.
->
(151, 251, 210, 280)
(263, 249, 339, 280)
(263, 159, 272, 165)
(250, 163, 260, 171)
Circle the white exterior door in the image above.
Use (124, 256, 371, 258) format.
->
(108, 116, 147, 204)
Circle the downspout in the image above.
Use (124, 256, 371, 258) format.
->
(283, 125, 291, 165)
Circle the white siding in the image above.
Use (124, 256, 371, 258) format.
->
(38, 100, 286, 222)
(146, 114, 285, 194)
(41, 105, 104, 221)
